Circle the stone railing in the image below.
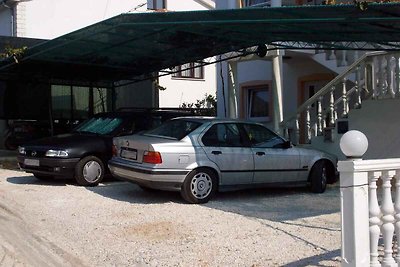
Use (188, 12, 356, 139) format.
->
(339, 130, 400, 266)
(281, 51, 400, 145)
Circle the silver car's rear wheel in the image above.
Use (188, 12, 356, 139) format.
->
(190, 172, 212, 199)
(181, 168, 217, 204)
(75, 156, 104, 186)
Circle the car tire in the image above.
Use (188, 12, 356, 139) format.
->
(4, 136, 17, 150)
(33, 174, 53, 181)
(310, 161, 328, 193)
(180, 168, 217, 204)
(75, 156, 104, 186)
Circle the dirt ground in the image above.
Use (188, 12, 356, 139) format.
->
(0, 168, 341, 267)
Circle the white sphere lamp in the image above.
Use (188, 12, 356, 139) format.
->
(340, 130, 368, 158)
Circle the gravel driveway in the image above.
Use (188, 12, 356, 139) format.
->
(0, 168, 341, 267)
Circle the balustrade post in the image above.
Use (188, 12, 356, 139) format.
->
(342, 78, 349, 118)
(394, 169, 400, 266)
(371, 58, 378, 99)
(329, 87, 335, 127)
(395, 55, 400, 97)
(306, 107, 311, 143)
(317, 96, 323, 135)
(386, 55, 395, 98)
(381, 170, 396, 267)
(369, 172, 381, 267)
(379, 56, 385, 98)
(339, 131, 370, 267)
(295, 115, 300, 145)
(354, 66, 362, 109)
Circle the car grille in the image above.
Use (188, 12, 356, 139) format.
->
(25, 149, 47, 157)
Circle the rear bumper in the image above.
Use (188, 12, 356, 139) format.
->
(108, 158, 189, 191)
(17, 156, 80, 178)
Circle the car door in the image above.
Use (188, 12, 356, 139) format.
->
(201, 123, 254, 186)
(242, 123, 302, 184)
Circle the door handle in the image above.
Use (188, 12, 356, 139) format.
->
(256, 151, 265, 156)
(212, 150, 222, 155)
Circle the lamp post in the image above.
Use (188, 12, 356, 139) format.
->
(338, 130, 370, 266)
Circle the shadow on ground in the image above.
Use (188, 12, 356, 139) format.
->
(204, 183, 340, 222)
(86, 181, 184, 205)
(6, 175, 73, 186)
(87, 179, 341, 222)
(282, 249, 341, 267)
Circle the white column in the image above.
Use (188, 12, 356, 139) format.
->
(338, 160, 370, 267)
(272, 50, 284, 133)
(339, 131, 370, 267)
(228, 61, 239, 118)
(216, 59, 229, 118)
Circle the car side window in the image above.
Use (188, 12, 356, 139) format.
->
(202, 123, 244, 147)
(243, 124, 285, 148)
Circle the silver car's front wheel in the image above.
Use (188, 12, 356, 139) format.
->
(181, 168, 217, 204)
(310, 160, 328, 193)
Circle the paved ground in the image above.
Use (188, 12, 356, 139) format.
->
(0, 165, 341, 266)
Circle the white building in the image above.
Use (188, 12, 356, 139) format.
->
(215, 0, 400, 160)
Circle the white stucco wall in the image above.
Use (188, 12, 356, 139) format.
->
(282, 56, 334, 119)
(23, 0, 146, 39)
(158, 61, 216, 107)
(157, 0, 217, 107)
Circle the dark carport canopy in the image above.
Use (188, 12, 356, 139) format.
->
(1, 3, 400, 86)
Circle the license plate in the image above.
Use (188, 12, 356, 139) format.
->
(121, 148, 137, 160)
(24, 159, 39, 166)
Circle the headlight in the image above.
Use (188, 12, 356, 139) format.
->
(45, 150, 69, 157)
(18, 146, 26, 155)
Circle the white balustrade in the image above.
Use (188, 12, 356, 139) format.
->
(280, 52, 400, 145)
(339, 131, 400, 267)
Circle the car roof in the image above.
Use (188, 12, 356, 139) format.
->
(171, 116, 260, 124)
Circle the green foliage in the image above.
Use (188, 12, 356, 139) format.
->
(180, 94, 217, 110)
(0, 45, 27, 63)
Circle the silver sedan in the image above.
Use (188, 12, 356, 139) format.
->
(108, 117, 337, 204)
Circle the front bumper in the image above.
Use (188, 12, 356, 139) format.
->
(108, 158, 189, 191)
(17, 155, 80, 178)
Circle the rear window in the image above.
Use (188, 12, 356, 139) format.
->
(143, 119, 201, 140)
(74, 117, 123, 135)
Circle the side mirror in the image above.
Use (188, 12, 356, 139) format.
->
(272, 140, 291, 149)
(283, 140, 292, 149)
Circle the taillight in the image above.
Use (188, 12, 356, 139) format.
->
(143, 151, 162, 164)
(112, 144, 118, 156)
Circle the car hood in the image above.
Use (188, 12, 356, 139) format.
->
(22, 133, 107, 150)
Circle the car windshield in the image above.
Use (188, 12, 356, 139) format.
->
(74, 117, 123, 135)
(143, 119, 201, 140)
